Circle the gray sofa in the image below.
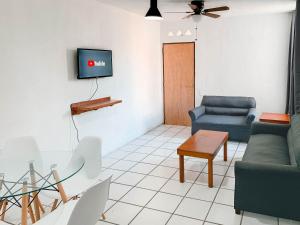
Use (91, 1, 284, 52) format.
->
(234, 115, 300, 221)
(189, 96, 256, 142)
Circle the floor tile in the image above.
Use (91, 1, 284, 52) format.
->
(185, 161, 206, 172)
(98, 168, 125, 181)
(203, 164, 228, 176)
(160, 142, 180, 150)
(119, 145, 139, 152)
(109, 183, 132, 200)
(144, 140, 165, 148)
(195, 173, 223, 187)
(221, 177, 235, 190)
(138, 134, 156, 140)
(130, 208, 171, 225)
(226, 166, 235, 177)
(130, 138, 149, 146)
(186, 184, 218, 202)
(161, 158, 180, 168)
(171, 170, 200, 183)
(152, 136, 172, 142)
(215, 188, 234, 206)
(203, 223, 216, 225)
(110, 160, 137, 171)
(206, 203, 242, 225)
(102, 158, 119, 168)
(142, 155, 166, 165)
(114, 172, 145, 186)
(150, 166, 177, 179)
(168, 137, 186, 144)
(96, 221, 115, 225)
(147, 192, 182, 213)
(137, 175, 168, 191)
(167, 215, 203, 225)
(129, 163, 157, 175)
(105, 202, 142, 225)
(135, 146, 156, 154)
(160, 179, 192, 196)
(120, 187, 156, 206)
(279, 218, 300, 225)
(242, 212, 278, 225)
(152, 148, 174, 157)
(123, 152, 148, 162)
(175, 197, 211, 220)
(107, 150, 130, 159)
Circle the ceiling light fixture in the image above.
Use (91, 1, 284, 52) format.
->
(145, 0, 163, 21)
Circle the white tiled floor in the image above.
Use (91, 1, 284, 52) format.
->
(99, 125, 300, 225)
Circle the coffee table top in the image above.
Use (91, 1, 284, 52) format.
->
(177, 130, 229, 158)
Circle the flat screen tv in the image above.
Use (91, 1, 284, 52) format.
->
(77, 48, 113, 79)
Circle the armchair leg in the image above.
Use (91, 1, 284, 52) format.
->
(235, 209, 241, 215)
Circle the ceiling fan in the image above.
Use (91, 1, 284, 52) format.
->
(165, 0, 230, 19)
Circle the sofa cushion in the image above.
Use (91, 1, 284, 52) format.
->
(202, 96, 256, 109)
(195, 115, 247, 126)
(205, 106, 249, 116)
(289, 115, 300, 167)
(243, 134, 290, 165)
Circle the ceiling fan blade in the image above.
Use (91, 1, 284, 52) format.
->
(182, 13, 194, 19)
(204, 6, 229, 13)
(164, 11, 193, 14)
(202, 12, 220, 18)
(189, 3, 198, 10)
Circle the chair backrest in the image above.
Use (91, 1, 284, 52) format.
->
(1, 136, 43, 179)
(68, 137, 102, 179)
(201, 95, 256, 116)
(67, 177, 111, 225)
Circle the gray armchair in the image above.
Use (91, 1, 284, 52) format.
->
(189, 96, 256, 142)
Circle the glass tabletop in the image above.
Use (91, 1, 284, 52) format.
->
(0, 153, 84, 200)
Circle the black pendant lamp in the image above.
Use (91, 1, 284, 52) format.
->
(145, 0, 163, 20)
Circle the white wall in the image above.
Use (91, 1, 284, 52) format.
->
(162, 13, 292, 116)
(0, 0, 163, 155)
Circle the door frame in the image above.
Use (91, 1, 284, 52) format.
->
(162, 42, 196, 125)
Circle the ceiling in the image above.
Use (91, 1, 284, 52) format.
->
(98, 0, 296, 21)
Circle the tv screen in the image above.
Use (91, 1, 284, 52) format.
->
(77, 48, 113, 79)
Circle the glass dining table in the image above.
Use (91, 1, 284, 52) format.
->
(0, 154, 84, 225)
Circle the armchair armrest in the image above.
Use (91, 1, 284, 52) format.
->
(246, 108, 256, 124)
(251, 122, 290, 137)
(188, 106, 205, 121)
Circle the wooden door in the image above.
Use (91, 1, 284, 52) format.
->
(163, 42, 195, 126)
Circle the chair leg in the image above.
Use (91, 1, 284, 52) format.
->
(28, 203, 36, 224)
(101, 213, 106, 220)
(235, 209, 241, 215)
(51, 199, 59, 212)
(37, 198, 45, 214)
(1, 200, 7, 221)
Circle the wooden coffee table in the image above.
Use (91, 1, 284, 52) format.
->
(177, 130, 229, 188)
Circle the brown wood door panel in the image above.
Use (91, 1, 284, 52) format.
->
(163, 42, 195, 126)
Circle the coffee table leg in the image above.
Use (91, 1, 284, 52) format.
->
(224, 140, 228, 162)
(208, 158, 213, 188)
(179, 155, 185, 183)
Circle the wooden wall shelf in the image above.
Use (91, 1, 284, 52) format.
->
(71, 97, 122, 115)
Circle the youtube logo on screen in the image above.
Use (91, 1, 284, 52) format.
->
(88, 60, 106, 67)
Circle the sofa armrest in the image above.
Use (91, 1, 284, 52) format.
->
(188, 106, 205, 121)
(251, 122, 290, 137)
(234, 161, 300, 219)
(246, 108, 256, 124)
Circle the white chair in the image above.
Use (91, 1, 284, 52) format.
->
(0, 136, 43, 181)
(0, 177, 111, 225)
(43, 137, 103, 204)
